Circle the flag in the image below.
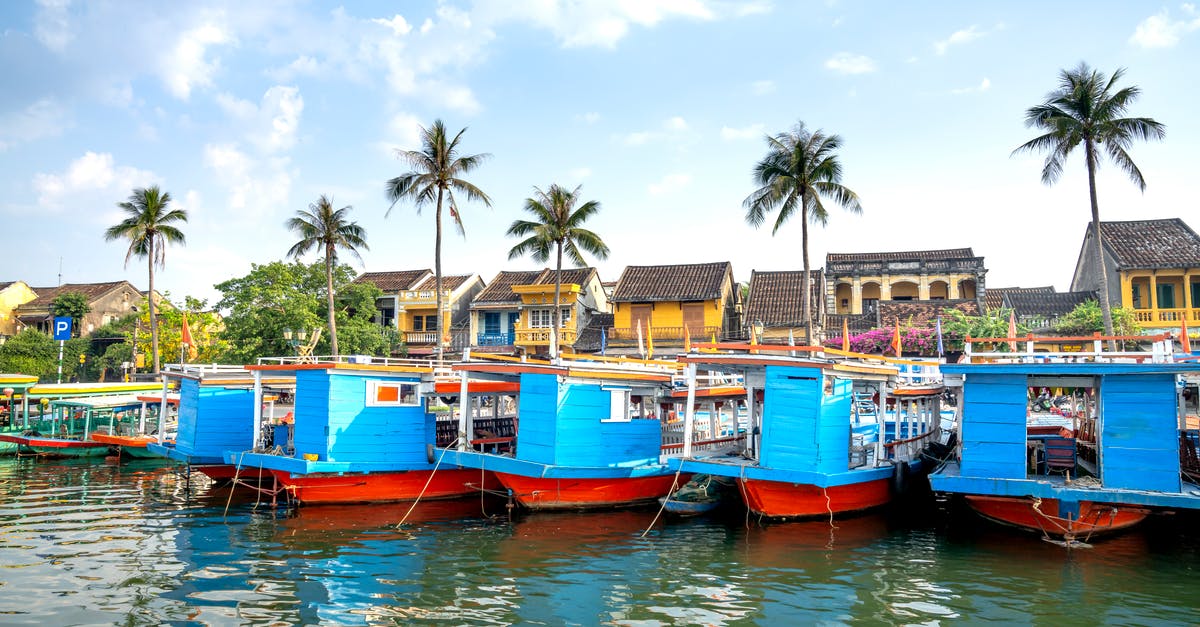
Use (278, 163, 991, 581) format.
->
(684, 325, 692, 352)
(1007, 310, 1018, 352)
(549, 326, 558, 359)
(1183, 315, 1192, 354)
(841, 318, 850, 352)
(936, 316, 944, 358)
(600, 325, 607, 356)
(181, 314, 197, 361)
(646, 322, 654, 359)
(891, 320, 902, 357)
(636, 319, 645, 358)
(788, 328, 795, 357)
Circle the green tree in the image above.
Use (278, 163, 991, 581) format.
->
(104, 185, 188, 374)
(745, 122, 862, 345)
(1013, 63, 1165, 342)
(1054, 299, 1140, 336)
(333, 280, 388, 356)
(0, 329, 88, 381)
(385, 119, 492, 363)
(506, 184, 610, 347)
(286, 195, 369, 357)
(941, 308, 1025, 353)
(49, 292, 91, 337)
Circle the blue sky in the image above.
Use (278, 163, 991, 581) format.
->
(2, 1, 1197, 307)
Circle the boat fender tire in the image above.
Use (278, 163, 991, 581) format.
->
(892, 461, 910, 495)
(427, 443, 436, 464)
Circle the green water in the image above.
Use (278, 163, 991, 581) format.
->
(0, 457, 1197, 625)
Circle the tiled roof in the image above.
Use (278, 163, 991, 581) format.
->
(21, 281, 132, 308)
(1099, 219, 1200, 268)
(879, 300, 979, 327)
(573, 313, 614, 352)
(473, 270, 544, 304)
(0, 281, 12, 290)
(1004, 290, 1095, 317)
(415, 274, 474, 291)
(983, 286, 1055, 311)
(536, 267, 596, 288)
(354, 270, 430, 291)
(744, 270, 824, 327)
(826, 248, 975, 263)
(610, 262, 732, 303)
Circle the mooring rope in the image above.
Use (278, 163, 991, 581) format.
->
(396, 437, 459, 528)
(639, 467, 684, 538)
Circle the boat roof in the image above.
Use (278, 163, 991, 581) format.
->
(51, 394, 149, 409)
(942, 361, 1200, 376)
(27, 381, 162, 396)
(0, 374, 38, 387)
(452, 359, 676, 384)
(680, 350, 899, 380)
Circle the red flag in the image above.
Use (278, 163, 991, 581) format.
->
(891, 320, 902, 357)
(842, 317, 850, 352)
(1183, 315, 1192, 354)
(181, 313, 194, 347)
(1007, 310, 1018, 352)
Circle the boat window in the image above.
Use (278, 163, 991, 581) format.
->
(366, 380, 420, 407)
(605, 388, 631, 422)
(1025, 376, 1098, 482)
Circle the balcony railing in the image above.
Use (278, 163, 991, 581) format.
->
(606, 325, 721, 343)
(404, 331, 441, 344)
(476, 332, 514, 346)
(515, 328, 578, 346)
(1132, 307, 1199, 326)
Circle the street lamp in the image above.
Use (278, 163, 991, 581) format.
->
(283, 328, 308, 355)
(752, 320, 765, 344)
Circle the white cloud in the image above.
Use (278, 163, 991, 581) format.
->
(664, 116, 688, 131)
(34, 0, 74, 53)
(568, 167, 592, 181)
(648, 173, 691, 196)
(162, 22, 232, 99)
(824, 52, 876, 74)
(482, 0, 716, 48)
(1130, 7, 1200, 48)
(0, 99, 70, 151)
(576, 112, 601, 124)
(32, 151, 157, 212)
(203, 143, 292, 216)
(382, 112, 424, 155)
(621, 116, 690, 146)
(721, 123, 765, 140)
(751, 80, 775, 95)
(935, 25, 983, 55)
(372, 14, 413, 36)
(217, 86, 305, 154)
(950, 77, 991, 95)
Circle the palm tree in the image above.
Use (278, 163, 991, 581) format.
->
(385, 119, 492, 363)
(744, 122, 863, 344)
(1013, 63, 1165, 339)
(104, 185, 188, 374)
(507, 184, 610, 352)
(286, 195, 369, 357)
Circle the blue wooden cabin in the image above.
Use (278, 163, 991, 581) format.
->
(444, 363, 672, 479)
(149, 375, 258, 466)
(930, 361, 1200, 510)
(229, 364, 442, 474)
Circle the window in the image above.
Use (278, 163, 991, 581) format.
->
(483, 312, 501, 334)
(606, 388, 631, 421)
(366, 380, 420, 407)
(1157, 284, 1176, 309)
(529, 308, 571, 328)
(413, 315, 438, 332)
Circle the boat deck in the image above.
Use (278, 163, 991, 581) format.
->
(666, 452, 898, 488)
(442, 449, 673, 479)
(931, 461, 1200, 509)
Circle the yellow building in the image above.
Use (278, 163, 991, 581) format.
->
(1070, 218, 1200, 331)
(0, 281, 37, 339)
(469, 268, 608, 354)
(355, 269, 484, 355)
(824, 248, 986, 317)
(607, 262, 739, 354)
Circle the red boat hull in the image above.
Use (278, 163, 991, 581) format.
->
(965, 495, 1147, 538)
(270, 469, 497, 504)
(739, 478, 891, 519)
(495, 472, 686, 510)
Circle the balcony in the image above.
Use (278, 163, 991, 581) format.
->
(515, 328, 578, 347)
(606, 325, 721, 344)
(404, 331, 441, 345)
(1132, 307, 1198, 327)
(476, 332, 514, 346)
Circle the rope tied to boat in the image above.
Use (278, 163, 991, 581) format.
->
(396, 437, 459, 528)
(639, 467, 684, 538)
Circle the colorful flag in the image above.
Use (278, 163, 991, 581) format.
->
(636, 319, 645, 358)
(646, 322, 654, 359)
(181, 314, 197, 362)
(936, 316, 944, 358)
(891, 320, 902, 357)
(841, 318, 850, 352)
(600, 325, 607, 356)
(1007, 310, 1018, 352)
(684, 324, 692, 352)
(1183, 315, 1192, 354)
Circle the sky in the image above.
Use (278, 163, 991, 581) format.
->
(2, 1, 1198, 308)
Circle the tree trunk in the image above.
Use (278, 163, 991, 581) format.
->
(801, 194, 813, 345)
(148, 242, 160, 374)
(326, 243, 338, 357)
(554, 242, 564, 358)
(1085, 140, 1116, 349)
(434, 186, 445, 365)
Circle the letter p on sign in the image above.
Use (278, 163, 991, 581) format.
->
(53, 316, 72, 341)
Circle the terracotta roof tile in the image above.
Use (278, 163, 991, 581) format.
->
(574, 313, 614, 352)
(354, 270, 430, 291)
(415, 274, 474, 291)
(983, 286, 1055, 311)
(826, 248, 975, 263)
(21, 281, 131, 307)
(536, 267, 596, 288)
(744, 270, 824, 327)
(473, 270, 544, 304)
(1003, 290, 1096, 317)
(1099, 219, 1200, 268)
(610, 262, 732, 302)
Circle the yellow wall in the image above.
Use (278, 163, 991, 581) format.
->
(612, 299, 723, 329)
(0, 282, 37, 336)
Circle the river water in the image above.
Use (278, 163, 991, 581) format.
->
(0, 458, 1197, 625)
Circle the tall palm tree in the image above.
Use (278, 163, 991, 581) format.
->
(286, 195, 369, 357)
(385, 119, 492, 363)
(104, 185, 188, 374)
(507, 184, 610, 352)
(1013, 63, 1165, 339)
(744, 122, 862, 344)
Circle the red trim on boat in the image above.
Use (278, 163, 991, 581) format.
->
(494, 472, 685, 510)
(739, 477, 891, 518)
(433, 381, 521, 394)
(270, 469, 497, 504)
(964, 495, 1147, 538)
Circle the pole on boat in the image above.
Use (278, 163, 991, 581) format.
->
(157, 372, 170, 444)
(457, 370, 470, 452)
(744, 382, 756, 458)
(251, 370, 263, 450)
(682, 364, 698, 458)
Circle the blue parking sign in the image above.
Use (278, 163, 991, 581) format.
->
(53, 316, 72, 341)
